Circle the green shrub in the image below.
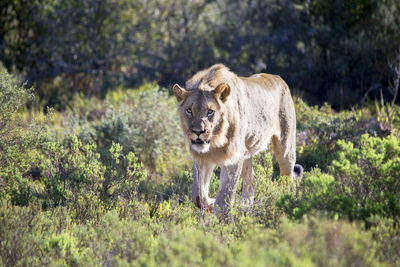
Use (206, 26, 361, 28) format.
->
(102, 141, 147, 205)
(0, 200, 42, 266)
(0, 65, 44, 205)
(147, 227, 234, 267)
(369, 216, 400, 265)
(0, 65, 34, 168)
(39, 135, 104, 209)
(0, 199, 393, 266)
(278, 134, 400, 225)
(331, 134, 400, 222)
(243, 151, 297, 227)
(277, 169, 340, 220)
(38, 135, 146, 216)
(235, 216, 383, 267)
(161, 170, 193, 201)
(294, 98, 386, 171)
(253, 151, 274, 183)
(72, 210, 156, 266)
(67, 84, 188, 172)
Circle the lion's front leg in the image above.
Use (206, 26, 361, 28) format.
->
(214, 161, 244, 214)
(192, 161, 215, 210)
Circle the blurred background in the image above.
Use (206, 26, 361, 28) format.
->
(1, 0, 399, 110)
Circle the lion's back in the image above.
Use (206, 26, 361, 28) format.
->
(240, 73, 288, 94)
(235, 72, 296, 156)
(237, 73, 289, 117)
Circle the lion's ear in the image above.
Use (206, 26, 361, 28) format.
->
(214, 83, 230, 103)
(173, 84, 188, 103)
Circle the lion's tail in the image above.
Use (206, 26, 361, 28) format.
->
(293, 164, 304, 178)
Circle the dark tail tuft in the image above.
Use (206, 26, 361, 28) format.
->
(294, 164, 304, 178)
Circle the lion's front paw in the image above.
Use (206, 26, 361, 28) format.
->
(204, 198, 215, 213)
(194, 196, 215, 212)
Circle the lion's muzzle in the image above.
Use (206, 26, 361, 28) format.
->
(191, 139, 211, 153)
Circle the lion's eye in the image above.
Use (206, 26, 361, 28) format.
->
(186, 109, 192, 115)
(207, 109, 214, 116)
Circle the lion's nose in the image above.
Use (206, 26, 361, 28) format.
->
(192, 129, 205, 136)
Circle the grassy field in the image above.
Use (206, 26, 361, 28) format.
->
(1, 67, 400, 266)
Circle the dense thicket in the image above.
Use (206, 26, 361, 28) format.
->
(1, 64, 399, 265)
(1, 0, 399, 108)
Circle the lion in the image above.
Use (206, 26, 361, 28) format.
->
(173, 64, 303, 213)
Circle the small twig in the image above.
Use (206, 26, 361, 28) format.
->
(361, 84, 380, 104)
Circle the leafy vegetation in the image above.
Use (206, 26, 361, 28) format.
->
(1, 66, 399, 265)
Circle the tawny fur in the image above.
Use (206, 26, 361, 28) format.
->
(173, 64, 297, 213)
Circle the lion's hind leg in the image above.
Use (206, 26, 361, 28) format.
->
(241, 157, 255, 207)
(272, 135, 296, 179)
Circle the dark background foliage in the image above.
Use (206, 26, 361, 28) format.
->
(1, 0, 399, 109)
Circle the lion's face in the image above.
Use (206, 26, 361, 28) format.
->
(173, 83, 230, 154)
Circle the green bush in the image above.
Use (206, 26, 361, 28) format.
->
(0, 200, 42, 266)
(248, 151, 297, 227)
(235, 216, 382, 267)
(160, 170, 193, 201)
(39, 136, 146, 213)
(294, 98, 385, 171)
(0, 65, 34, 166)
(39, 135, 104, 209)
(0, 198, 393, 266)
(102, 141, 147, 205)
(0, 65, 43, 205)
(148, 227, 234, 267)
(369, 216, 400, 265)
(278, 134, 400, 225)
(277, 169, 340, 220)
(67, 84, 188, 172)
(331, 134, 400, 222)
